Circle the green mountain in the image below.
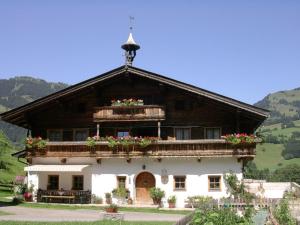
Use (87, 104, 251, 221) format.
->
(254, 88, 300, 170)
(254, 87, 300, 125)
(0, 76, 68, 143)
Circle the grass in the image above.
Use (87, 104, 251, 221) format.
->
(0, 189, 190, 216)
(18, 202, 190, 215)
(0, 222, 173, 225)
(254, 143, 300, 170)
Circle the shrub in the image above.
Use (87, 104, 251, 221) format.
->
(191, 208, 253, 225)
(149, 187, 165, 205)
(273, 198, 296, 225)
(112, 187, 129, 198)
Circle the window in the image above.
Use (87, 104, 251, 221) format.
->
(175, 128, 191, 140)
(72, 175, 84, 190)
(48, 130, 62, 141)
(117, 176, 126, 188)
(205, 128, 221, 139)
(117, 130, 130, 138)
(208, 176, 221, 191)
(174, 176, 186, 190)
(47, 175, 59, 190)
(74, 129, 88, 141)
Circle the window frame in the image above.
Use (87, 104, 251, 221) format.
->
(173, 127, 192, 140)
(47, 129, 63, 141)
(173, 175, 186, 191)
(116, 176, 127, 189)
(72, 175, 84, 190)
(116, 129, 131, 138)
(208, 175, 222, 192)
(204, 127, 222, 139)
(47, 175, 59, 190)
(73, 128, 89, 141)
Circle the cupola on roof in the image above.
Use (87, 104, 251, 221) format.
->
(121, 32, 140, 66)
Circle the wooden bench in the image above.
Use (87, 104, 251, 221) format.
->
(41, 195, 75, 204)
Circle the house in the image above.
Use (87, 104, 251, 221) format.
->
(0, 33, 268, 207)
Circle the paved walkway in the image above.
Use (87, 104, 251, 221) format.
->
(0, 206, 183, 222)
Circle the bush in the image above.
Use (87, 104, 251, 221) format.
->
(270, 164, 300, 183)
(273, 198, 296, 225)
(12, 196, 24, 204)
(191, 208, 253, 225)
(149, 187, 165, 205)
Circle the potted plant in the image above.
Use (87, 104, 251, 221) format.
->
(92, 194, 103, 204)
(105, 203, 118, 213)
(105, 192, 112, 204)
(149, 187, 165, 205)
(112, 187, 128, 204)
(168, 195, 176, 208)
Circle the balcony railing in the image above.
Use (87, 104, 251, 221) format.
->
(93, 105, 165, 122)
(27, 139, 256, 158)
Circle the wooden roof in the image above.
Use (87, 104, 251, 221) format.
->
(0, 65, 269, 127)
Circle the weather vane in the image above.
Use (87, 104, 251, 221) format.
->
(129, 16, 134, 31)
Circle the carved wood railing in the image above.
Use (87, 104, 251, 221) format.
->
(93, 105, 165, 122)
(27, 139, 256, 158)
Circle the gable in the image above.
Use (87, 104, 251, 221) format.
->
(0, 65, 268, 128)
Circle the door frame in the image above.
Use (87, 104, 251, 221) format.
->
(134, 171, 156, 203)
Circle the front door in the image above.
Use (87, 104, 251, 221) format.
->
(135, 172, 155, 204)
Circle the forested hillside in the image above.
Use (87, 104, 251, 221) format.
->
(0, 76, 68, 143)
(253, 87, 300, 171)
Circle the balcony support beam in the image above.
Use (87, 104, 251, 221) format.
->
(158, 121, 161, 139)
(96, 123, 100, 137)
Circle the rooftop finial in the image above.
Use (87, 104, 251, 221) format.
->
(121, 16, 140, 66)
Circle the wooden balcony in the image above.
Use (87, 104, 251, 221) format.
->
(27, 139, 256, 159)
(93, 105, 165, 122)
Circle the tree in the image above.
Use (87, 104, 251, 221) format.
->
(271, 164, 300, 184)
(0, 130, 13, 169)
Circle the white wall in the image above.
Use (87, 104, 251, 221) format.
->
(245, 181, 291, 199)
(30, 156, 243, 208)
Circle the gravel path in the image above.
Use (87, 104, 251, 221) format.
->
(0, 206, 183, 222)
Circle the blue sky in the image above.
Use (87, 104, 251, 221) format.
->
(0, 1, 299, 104)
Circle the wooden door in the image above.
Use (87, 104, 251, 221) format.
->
(135, 172, 155, 204)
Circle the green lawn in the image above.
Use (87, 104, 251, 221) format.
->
(18, 202, 190, 215)
(254, 143, 300, 170)
(0, 221, 173, 225)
